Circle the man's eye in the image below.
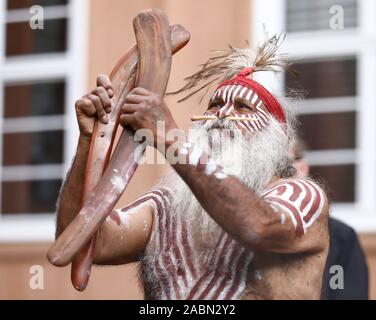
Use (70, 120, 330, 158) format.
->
(236, 102, 252, 110)
(208, 102, 220, 110)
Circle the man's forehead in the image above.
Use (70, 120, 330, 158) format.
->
(210, 84, 255, 102)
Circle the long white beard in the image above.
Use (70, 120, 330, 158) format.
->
(159, 118, 291, 248)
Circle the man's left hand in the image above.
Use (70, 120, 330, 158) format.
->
(120, 87, 178, 150)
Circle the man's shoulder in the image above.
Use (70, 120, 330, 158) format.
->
(262, 177, 329, 236)
(264, 177, 325, 193)
(262, 177, 328, 205)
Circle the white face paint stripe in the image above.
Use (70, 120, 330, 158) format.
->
(215, 88, 223, 100)
(218, 86, 231, 116)
(242, 119, 255, 133)
(228, 85, 238, 103)
(232, 85, 243, 102)
(254, 100, 270, 124)
(245, 89, 254, 101)
(251, 92, 259, 105)
(239, 86, 248, 99)
(251, 120, 260, 131)
(223, 85, 233, 104)
(236, 120, 250, 132)
(226, 85, 243, 116)
(220, 85, 236, 117)
(243, 114, 258, 132)
(221, 86, 229, 104)
(224, 106, 234, 117)
(253, 115, 262, 130)
(256, 105, 269, 121)
(257, 111, 269, 124)
(256, 113, 268, 127)
(257, 113, 269, 128)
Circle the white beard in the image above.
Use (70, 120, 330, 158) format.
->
(159, 118, 292, 248)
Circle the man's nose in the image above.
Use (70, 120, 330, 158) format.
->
(216, 105, 232, 120)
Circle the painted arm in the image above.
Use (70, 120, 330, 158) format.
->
(55, 75, 114, 237)
(92, 201, 154, 265)
(57, 142, 154, 265)
(55, 134, 91, 237)
(165, 162, 328, 254)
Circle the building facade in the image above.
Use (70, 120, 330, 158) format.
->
(0, 0, 375, 299)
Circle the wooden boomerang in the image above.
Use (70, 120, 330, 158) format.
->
(47, 9, 173, 267)
(70, 23, 189, 291)
(70, 24, 190, 291)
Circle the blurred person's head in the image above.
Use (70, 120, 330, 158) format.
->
(289, 136, 310, 178)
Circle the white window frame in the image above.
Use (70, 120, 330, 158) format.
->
(252, 0, 376, 232)
(0, 0, 89, 242)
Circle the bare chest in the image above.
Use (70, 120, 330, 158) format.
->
(140, 216, 254, 300)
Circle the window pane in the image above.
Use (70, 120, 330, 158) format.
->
(7, 0, 68, 10)
(3, 131, 63, 166)
(298, 112, 356, 150)
(286, 58, 357, 98)
(4, 81, 65, 118)
(1, 179, 61, 214)
(6, 18, 67, 56)
(310, 165, 355, 203)
(286, 0, 358, 32)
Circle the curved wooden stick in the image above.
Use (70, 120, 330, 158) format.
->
(48, 8, 173, 267)
(70, 24, 190, 291)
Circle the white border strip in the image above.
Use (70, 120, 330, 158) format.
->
(298, 96, 357, 114)
(0, 215, 55, 242)
(6, 5, 69, 23)
(306, 149, 356, 166)
(2, 165, 63, 181)
(2, 115, 65, 133)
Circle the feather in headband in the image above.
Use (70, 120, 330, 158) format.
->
(168, 32, 297, 103)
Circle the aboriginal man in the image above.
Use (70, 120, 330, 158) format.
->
(55, 36, 329, 300)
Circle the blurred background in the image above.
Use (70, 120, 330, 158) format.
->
(0, 0, 375, 299)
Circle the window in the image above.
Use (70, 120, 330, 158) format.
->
(0, 0, 88, 241)
(286, 57, 357, 203)
(252, 0, 376, 231)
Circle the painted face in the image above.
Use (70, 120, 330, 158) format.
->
(205, 84, 271, 133)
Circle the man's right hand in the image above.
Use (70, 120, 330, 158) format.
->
(75, 74, 114, 137)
